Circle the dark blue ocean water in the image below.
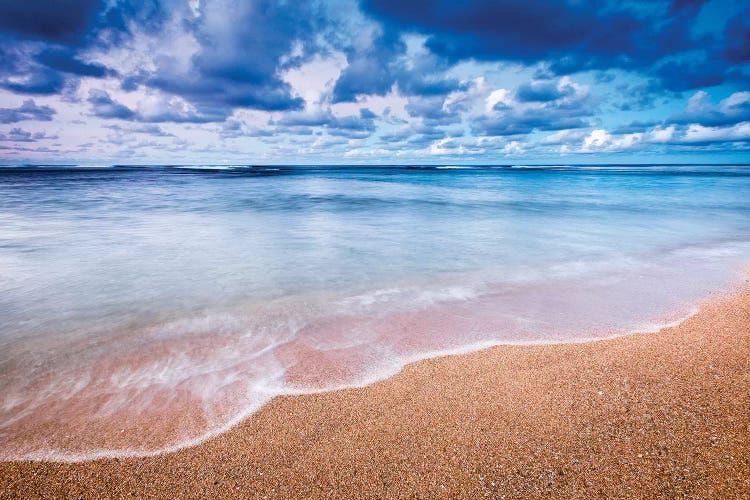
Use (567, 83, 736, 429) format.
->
(1, 164, 749, 459)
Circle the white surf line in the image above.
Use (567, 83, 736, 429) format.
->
(6, 292, 723, 464)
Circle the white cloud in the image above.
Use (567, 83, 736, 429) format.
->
(648, 125, 675, 143)
(540, 128, 588, 145)
(685, 90, 711, 114)
(282, 53, 347, 108)
(681, 122, 750, 143)
(485, 89, 512, 112)
(502, 140, 524, 154)
(581, 129, 643, 152)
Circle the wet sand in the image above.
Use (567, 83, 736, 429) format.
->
(1, 286, 749, 498)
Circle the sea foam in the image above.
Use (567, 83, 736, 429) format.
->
(1, 164, 749, 461)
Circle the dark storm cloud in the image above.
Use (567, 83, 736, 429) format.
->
(0, 0, 129, 96)
(362, 0, 645, 64)
(0, 99, 56, 123)
(723, 8, 750, 63)
(361, 0, 744, 90)
(0, 0, 171, 46)
(516, 79, 575, 103)
(653, 58, 728, 92)
(0, 46, 68, 95)
(0, 0, 104, 44)
(35, 49, 113, 78)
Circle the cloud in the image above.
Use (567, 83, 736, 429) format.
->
(87, 89, 228, 123)
(679, 122, 750, 144)
(332, 27, 404, 103)
(219, 119, 276, 139)
(363, 1, 680, 67)
(0, 127, 57, 142)
(0, 61, 67, 95)
(472, 77, 592, 136)
(363, 0, 635, 63)
(539, 128, 589, 145)
(1, 0, 748, 162)
(647, 125, 677, 143)
(123, 0, 326, 113)
(135, 94, 229, 123)
(485, 89, 513, 112)
(271, 108, 377, 138)
(1, 0, 312, 112)
(87, 89, 135, 119)
(0, 0, 131, 96)
(724, 8, 750, 63)
(612, 79, 666, 111)
(670, 91, 750, 126)
(404, 95, 462, 126)
(580, 129, 643, 152)
(331, 31, 465, 104)
(427, 135, 517, 156)
(0, 99, 56, 123)
(567, 89, 750, 150)
(35, 48, 112, 78)
(106, 123, 175, 137)
(653, 58, 729, 92)
(516, 79, 576, 103)
(547, 119, 749, 153)
(362, 0, 746, 91)
(379, 123, 447, 145)
(0, 0, 104, 44)
(130, 124, 174, 137)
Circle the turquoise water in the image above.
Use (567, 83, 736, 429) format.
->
(1, 164, 749, 460)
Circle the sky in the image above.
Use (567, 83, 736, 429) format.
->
(0, 0, 749, 165)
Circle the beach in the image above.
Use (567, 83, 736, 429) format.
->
(2, 284, 748, 498)
(1, 0, 749, 495)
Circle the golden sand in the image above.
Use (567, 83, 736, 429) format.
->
(1, 287, 749, 498)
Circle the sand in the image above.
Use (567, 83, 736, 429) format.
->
(1, 286, 749, 499)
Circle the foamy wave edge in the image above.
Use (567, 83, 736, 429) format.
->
(6, 303, 707, 464)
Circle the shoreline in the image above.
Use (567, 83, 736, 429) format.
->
(0, 288, 715, 464)
(1, 284, 749, 497)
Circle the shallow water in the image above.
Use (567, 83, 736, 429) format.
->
(0, 164, 749, 460)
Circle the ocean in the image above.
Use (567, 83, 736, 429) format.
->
(1, 164, 749, 460)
